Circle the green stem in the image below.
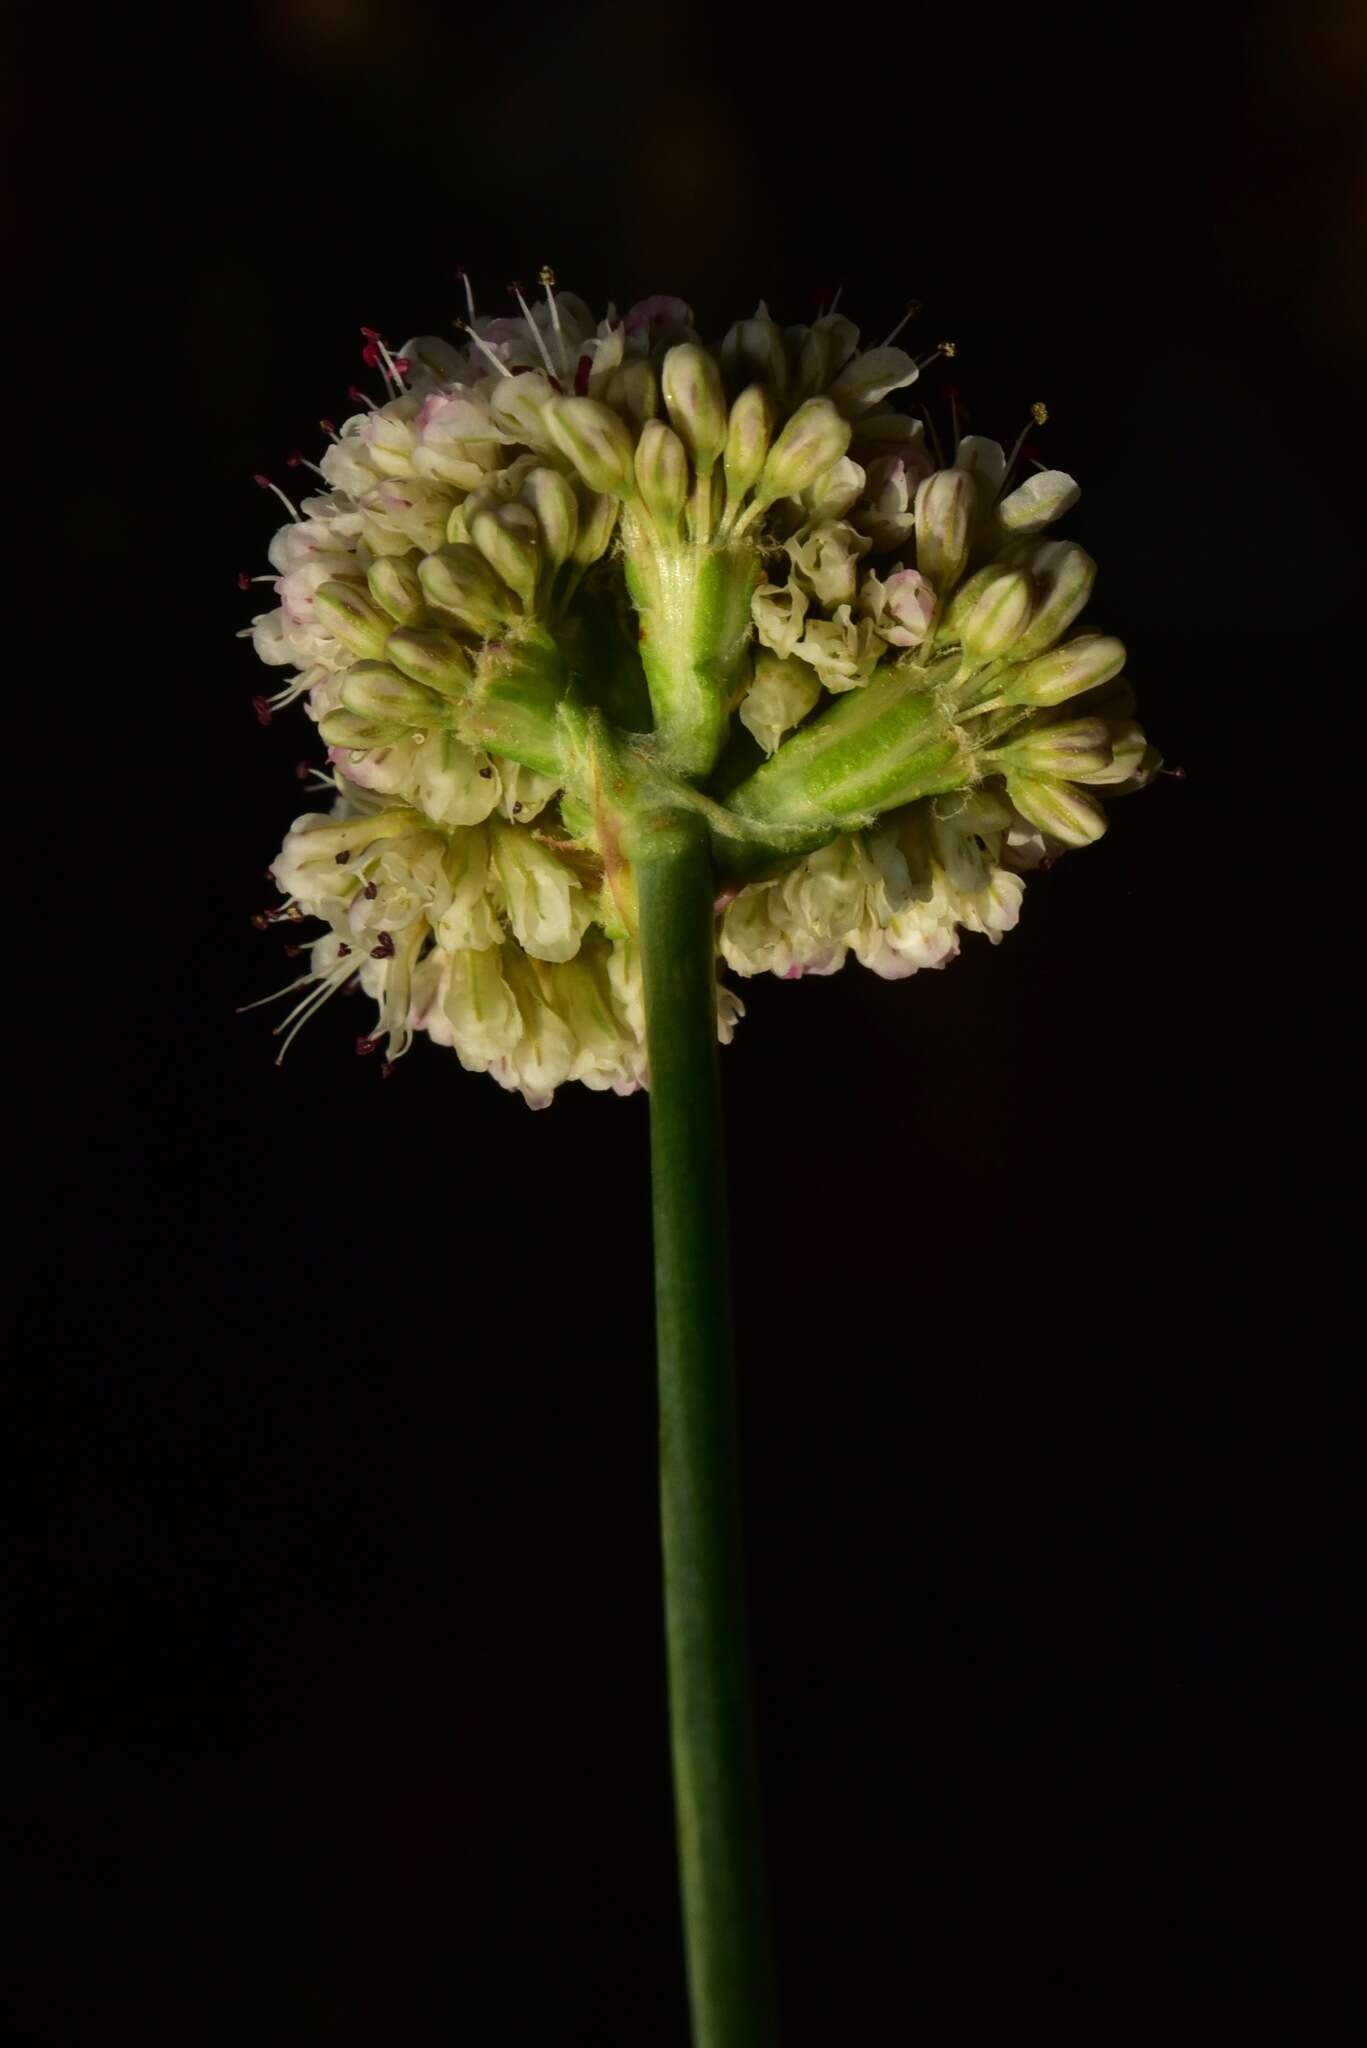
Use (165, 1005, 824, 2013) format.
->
(632, 808, 779, 2048)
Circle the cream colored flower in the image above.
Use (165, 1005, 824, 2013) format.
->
(244, 277, 1155, 1099)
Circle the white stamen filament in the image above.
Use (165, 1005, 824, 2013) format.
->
(510, 282, 560, 382)
(539, 264, 570, 377)
(458, 320, 514, 379)
(880, 302, 920, 348)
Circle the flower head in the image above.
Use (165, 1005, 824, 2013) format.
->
(243, 278, 1157, 1102)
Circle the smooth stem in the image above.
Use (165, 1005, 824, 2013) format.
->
(633, 808, 779, 2048)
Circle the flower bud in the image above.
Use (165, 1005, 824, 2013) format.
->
(720, 304, 789, 401)
(1010, 541, 1097, 660)
(1002, 631, 1125, 707)
(520, 466, 579, 566)
(914, 468, 977, 593)
(754, 399, 853, 507)
(661, 343, 728, 476)
(604, 359, 659, 432)
(317, 706, 404, 750)
(994, 470, 1080, 537)
(469, 501, 541, 607)
(994, 717, 1112, 778)
(340, 660, 445, 726)
(572, 491, 620, 567)
(543, 396, 638, 499)
(722, 384, 775, 505)
(313, 580, 393, 659)
(417, 543, 516, 635)
(383, 627, 473, 698)
(634, 419, 690, 534)
(795, 314, 858, 402)
(367, 553, 427, 626)
(1073, 719, 1161, 789)
(955, 568, 1033, 662)
(1005, 771, 1107, 847)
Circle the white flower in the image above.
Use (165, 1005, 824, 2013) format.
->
(245, 275, 1151, 1100)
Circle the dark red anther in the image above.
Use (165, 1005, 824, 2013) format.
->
(284, 942, 307, 957)
(506, 280, 524, 296)
(334, 848, 351, 864)
(360, 324, 382, 340)
(253, 473, 273, 489)
(251, 695, 272, 726)
(347, 384, 368, 403)
(338, 943, 351, 956)
(237, 570, 253, 591)
(294, 759, 311, 781)
(250, 913, 272, 930)
(355, 1034, 381, 1056)
(319, 418, 337, 437)
(574, 354, 592, 395)
(371, 931, 396, 959)
(380, 1061, 396, 1081)
(363, 880, 378, 900)
(1163, 765, 1188, 780)
(360, 340, 382, 368)
(392, 357, 410, 375)
(1020, 441, 1044, 464)
(285, 449, 305, 468)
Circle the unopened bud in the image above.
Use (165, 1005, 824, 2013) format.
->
(945, 567, 1032, 661)
(1005, 770, 1107, 847)
(418, 543, 517, 635)
(722, 384, 775, 505)
(1074, 719, 1161, 789)
(994, 470, 1080, 538)
(661, 343, 728, 475)
(605, 359, 659, 432)
(914, 468, 977, 593)
(543, 396, 638, 498)
(314, 581, 393, 659)
(572, 491, 620, 567)
(754, 398, 852, 507)
(470, 501, 541, 607)
(340, 660, 444, 726)
(794, 314, 858, 402)
(720, 305, 789, 404)
(994, 717, 1112, 778)
(367, 554, 427, 626)
(317, 706, 404, 750)
(634, 419, 690, 533)
(1010, 541, 1097, 661)
(1003, 631, 1125, 708)
(384, 627, 473, 698)
(520, 467, 579, 567)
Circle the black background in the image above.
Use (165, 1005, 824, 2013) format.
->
(5, 2, 1366, 2040)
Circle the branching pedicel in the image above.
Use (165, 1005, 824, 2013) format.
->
(244, 277, 1158, 1102)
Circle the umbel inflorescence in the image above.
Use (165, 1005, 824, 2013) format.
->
(244, 276, 1158, 1105)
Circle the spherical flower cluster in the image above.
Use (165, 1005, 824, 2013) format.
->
(244, 277, 1157, 1103)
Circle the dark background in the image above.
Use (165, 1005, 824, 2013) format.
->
(5, 1, 1365, 2040)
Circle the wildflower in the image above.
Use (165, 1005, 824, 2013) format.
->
(243, 279, 1157, 1099)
